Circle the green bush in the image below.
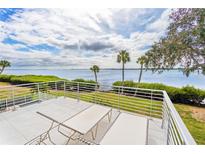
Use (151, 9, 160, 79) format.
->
(0, 75, 14, 82)
(179, 86, 205, 104)
(72, 78, 96, 91)
(72, 78, 96, 84)
(113, 81, 205, 106)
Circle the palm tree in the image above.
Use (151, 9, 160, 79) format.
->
(90, 65, 100, 83)
(0, 60, 11, 74)
(136, 55, 147, 83)
(117, 50, 130, 84)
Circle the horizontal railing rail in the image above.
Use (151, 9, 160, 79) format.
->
(0, 80, 196, 145)
(162, 91, 196, 145)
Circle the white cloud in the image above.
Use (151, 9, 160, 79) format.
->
(146, 9, 171, 32)
(0, 8, 171, 68)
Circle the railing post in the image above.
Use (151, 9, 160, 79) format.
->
(77, 82, 80, 102)
(149, 90, 153, 118)
(24, 95, 26, 104)
(11, 87, 15, 109)
(161, 97, 165, 129)
(64, 81, 66, 98)
(121, 85, 124, 95)
(166, 111, 171, 145)
(5, 98, 8, 110)
(55, 82, 57, 91)
(37, 83, 40, 101)
(118, 87, 120, 112)
(55, 82, 58, 98)
(94, 84, 97, 104)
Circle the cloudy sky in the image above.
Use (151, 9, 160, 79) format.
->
(0, 8, 171, 69)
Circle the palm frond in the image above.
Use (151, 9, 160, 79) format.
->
(117, 54, 121, 63)
(90, 65, 100, 73)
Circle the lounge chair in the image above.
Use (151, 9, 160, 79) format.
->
(100, 113, 149, 145)
(36, 104, 112, 144)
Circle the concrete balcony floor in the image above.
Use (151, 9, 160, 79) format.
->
(0, 97, 165, 145)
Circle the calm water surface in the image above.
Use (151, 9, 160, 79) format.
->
(4, 69, 205, 89)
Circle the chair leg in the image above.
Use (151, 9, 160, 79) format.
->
(37, 121, 55, 144)
(108, 110, 112, 122)
(57, 125, 78, 145)
(65, 131, 77, 145)
(47, 133, 56, 145)
(91, 123, 99, 140)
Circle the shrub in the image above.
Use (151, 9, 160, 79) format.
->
(72, 78, 96, 84)
(0, 75, 14, 82)
(72, 78, 96, 91)
(180, 86, 205, 105)
(113, 81, 205, 106)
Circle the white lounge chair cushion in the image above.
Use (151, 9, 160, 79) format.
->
(63, 105, 111, 134)
(100, 113, 148, 145)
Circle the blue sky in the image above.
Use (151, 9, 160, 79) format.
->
(0, 8, 170, 68)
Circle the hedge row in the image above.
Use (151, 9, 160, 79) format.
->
(0, 75, 98, 95)
(113, 81, 205, 106)
(0, 74, 62, 84)
(72, 78, 96, 84)
(0, 75, 97, 85)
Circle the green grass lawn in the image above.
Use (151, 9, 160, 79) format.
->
(0, 74, 63, 84)
(174, 104, 205, 145)
(49, 90, 162, 118)
(0, 82, 11, 86)
(0, 85, 33, 100)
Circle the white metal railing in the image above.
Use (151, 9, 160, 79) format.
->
(0, 80, 196, 145)
(162, 91, 196, 145)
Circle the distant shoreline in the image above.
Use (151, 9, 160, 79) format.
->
(3, 68, 204, 89)
(6, 68, 185, 71)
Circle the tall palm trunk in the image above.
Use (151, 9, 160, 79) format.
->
(122, 62, 125, 84)
(94, 71, 98, 83)
(138, 64, 143, 83)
